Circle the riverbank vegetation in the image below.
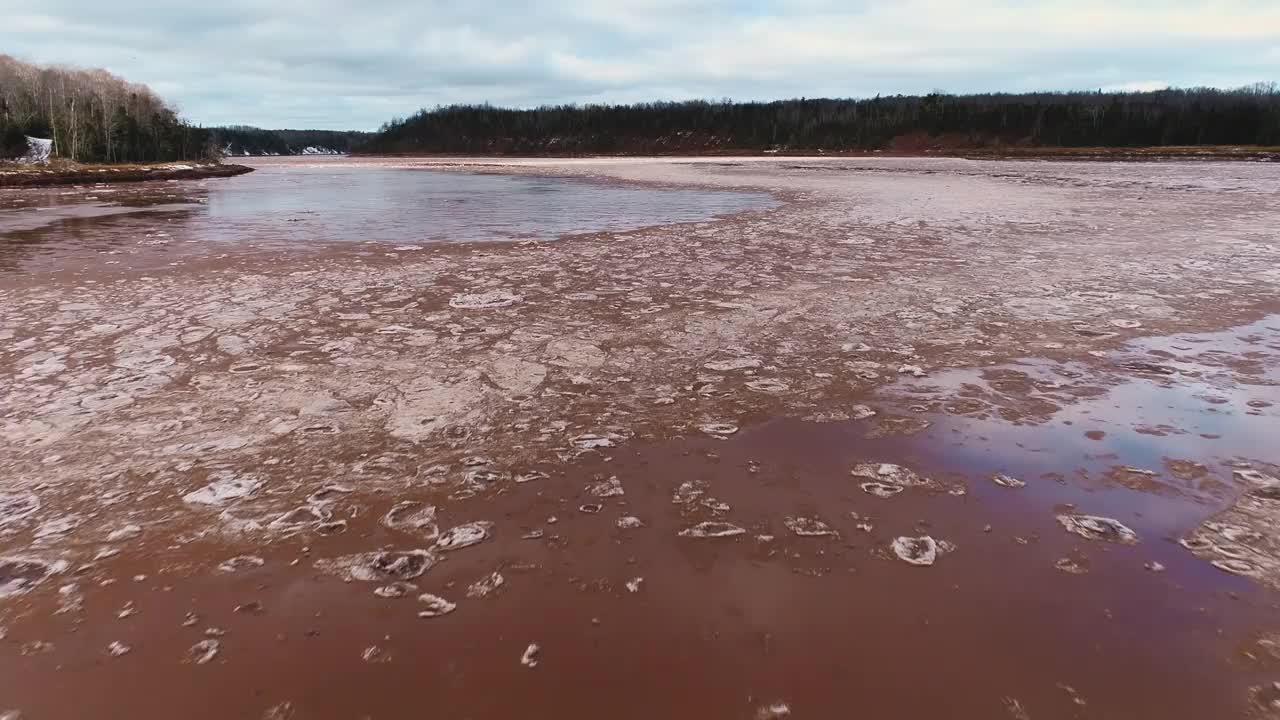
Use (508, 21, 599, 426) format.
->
(210, 126, 373, 156)
(0, 54, 214, 163)
(359, 85, 1280, 155)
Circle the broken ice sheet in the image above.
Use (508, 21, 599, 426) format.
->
(784, 516, 838, 537)
(182, 471, 262, 506)
(434, 521, 494, 551)
(417, 593, 457, 618)
(891, 536, 940, 566)
(679, 521, 746, 538)
(466, 571, 505, 598)
(1057, 514, 1138, 544)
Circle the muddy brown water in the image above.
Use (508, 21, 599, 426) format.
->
(3, 318, 1279, 719)
(3, 157, 1280, 719)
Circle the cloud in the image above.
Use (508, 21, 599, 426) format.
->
(0, 0, 1275, 130)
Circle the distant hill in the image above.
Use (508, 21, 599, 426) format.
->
(210, 126, 373, 156)
(357, 86, 1280, 155)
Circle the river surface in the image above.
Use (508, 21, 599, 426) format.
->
(2, 156, 1279, 720)
(0, 158, 773, 274)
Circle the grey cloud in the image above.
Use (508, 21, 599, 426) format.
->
(1, 1, 1274, 130)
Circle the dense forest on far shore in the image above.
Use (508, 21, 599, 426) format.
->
(211, 126, 372, 156)
(0, 55, 216, 163)
(360, 85, 1280, 155)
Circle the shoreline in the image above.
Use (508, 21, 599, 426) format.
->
(0, 162, 254, 188)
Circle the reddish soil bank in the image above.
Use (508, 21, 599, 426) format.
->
(0, 163, 253, 188)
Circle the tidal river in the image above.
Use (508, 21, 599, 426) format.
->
(1, 156, 1279, 719)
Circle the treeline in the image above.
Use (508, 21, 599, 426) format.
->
(0, 55, 215, 163)
(360, 85, 1280, 155)
(212, 126, 372, 156)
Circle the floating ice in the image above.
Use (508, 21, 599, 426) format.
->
(373, 581, 417, 599)
(0, 557, 64, 598)
(704, 357, 761, 372)
(746, 379, 789, 393)
(784, 516, 838, 537)
(449, 291, 522, 309)
(849, 405, 877, 420)
(182, 472, 262, 506)
(698, 423, 739, 437)
(756, 702, 792, 719)
(616, 516, 645, 529)
(515, 471, 549, 484)
(34, 515, 79, 539)
(521, 642, 541, 668)
(435, 521, 493, 551)
(0, 493, 40, 527)
(269, 506, 331, 531)
(578, 503, 603, 514)
(571, 433, 620, 450)
(860, 482, 905, 498)
(417, 593, 457, 618)
(626, 577, 643, 593)
(992, 473, 1026, 489)
(588, 476, 624, 498)
(1057, 514, 1138, 544)
(106, 524, 143, 542)
(679, 522, 746, 538)
(107, 641, 131, 657)
(218, 555, 265, 573)
(851, 463, 926, 486)
(365, 550, 436, 581)
(467, 571, 505, 598)
(186, 639, 220, 665)
(382, 501, 439, 538)
(891, 536, 939, 566)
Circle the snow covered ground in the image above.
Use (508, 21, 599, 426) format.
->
(20, 136, 52, 164)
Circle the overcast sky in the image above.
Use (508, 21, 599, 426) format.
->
(2, 0, 1277, 130)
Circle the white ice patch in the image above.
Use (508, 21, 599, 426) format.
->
(521, 642, 541, 668)
(182, 472, 262, 506)
(186, 639, 220, 665)
(992, 473, 1026, 489)
(382, 501, 439, 539)
(106, 524, 143, 542)
(616, 516, 645, 529)
(0, 557, 67, 598)
(0, 492, 40, 527)
(784, 516, 837, 537)
(449, 291, 522, 309)
(698, 423, 739, 437)
(571, 433, 619, 450)
(217, 555, 265, 572)
(466, 571, 505, 598)
(435, 521, 493, 551)
(588, 476, 624, 498)
(417, 593, 458, 618)
(1057, 514, 1138, 544)
(679, 521, 746, 539)
(891, 536, 939, 566)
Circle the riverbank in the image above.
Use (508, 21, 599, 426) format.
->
(0, 161, 254, 188)
(353, 145, 1280, 162)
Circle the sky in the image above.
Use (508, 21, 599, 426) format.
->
(1, 0, 1277, 131)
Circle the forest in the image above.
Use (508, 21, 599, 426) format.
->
(211, 126, 372, 156)
(0, 54, 214, 163)
(359, 85, 1280, 155)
